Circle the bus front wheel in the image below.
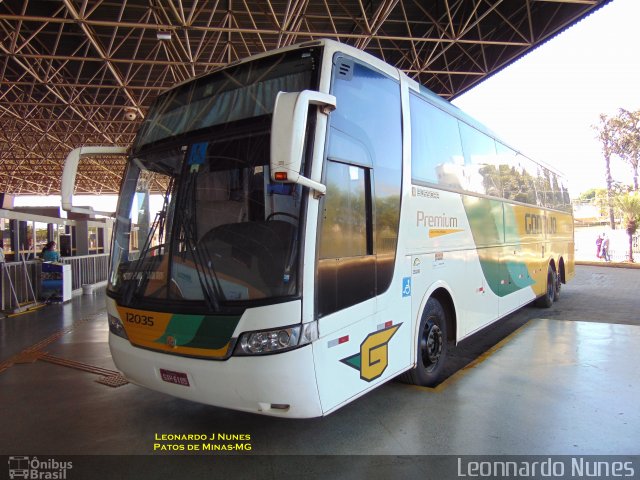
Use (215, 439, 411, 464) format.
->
(402, 297, 448, 387)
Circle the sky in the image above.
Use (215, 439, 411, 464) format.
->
(15, 0, 639, 209)
(452, 0, 640, 197)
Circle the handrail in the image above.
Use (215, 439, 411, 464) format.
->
(1, 260, 41, 311)
(1, 254, 110, 310)
(63, 254, 110, 290)
(63, 253, 110, 261)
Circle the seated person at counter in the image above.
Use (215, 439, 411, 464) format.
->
(41, 241, 61, 262)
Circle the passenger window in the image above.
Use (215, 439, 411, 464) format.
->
(410, 94, 464, 189)
(459, 122, 501, 196)
(551, 173, 564, 210)
(516, 156, 538, 206)
(535, 167, 553, 208)
(319, 161, 369, 259)
(495, 142, 518, 200)
(330, 59, 400, 176)
(559, 177, 572, 211)
(316, 160, 375, 318)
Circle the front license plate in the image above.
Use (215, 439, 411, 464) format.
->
(160, 368, 190, 387)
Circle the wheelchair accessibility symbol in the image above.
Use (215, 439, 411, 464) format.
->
(402, 277, 411, 297)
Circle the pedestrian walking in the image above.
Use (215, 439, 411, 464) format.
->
(596, 234, 603, 259)
(601, 234, 611, 262)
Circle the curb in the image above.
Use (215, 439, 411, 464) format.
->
(576, 260, 640, 270)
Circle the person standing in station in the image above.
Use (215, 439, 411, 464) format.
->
(41, 241, 61, 262)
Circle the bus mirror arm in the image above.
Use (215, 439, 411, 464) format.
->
(270, 90, 336, 197)
(61, 146, 128, 217)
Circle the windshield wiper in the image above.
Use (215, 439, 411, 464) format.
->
(171, 167, 224, 312)
(121, 215, 163, 304)
(121, 179, 173, 304)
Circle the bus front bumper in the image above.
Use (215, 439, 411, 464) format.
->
(109, 333, 324, 418)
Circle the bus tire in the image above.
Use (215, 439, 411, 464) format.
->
(554, 274, 561, 301)
(401, 297, 448, 387)
(535, 266, 556, 308)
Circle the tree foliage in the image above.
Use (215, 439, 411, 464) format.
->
(593, 108, 640, 230)
(610, 109, 640, 191)
(593, 114, 618, 229)
(577, 184, 634, 219)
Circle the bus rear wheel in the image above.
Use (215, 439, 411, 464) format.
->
(535, 265, 556, 308)
(401, 297, 448, 387)
(554, 274, 561, 300)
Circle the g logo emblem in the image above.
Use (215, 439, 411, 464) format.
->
(341, 324, 401, 382)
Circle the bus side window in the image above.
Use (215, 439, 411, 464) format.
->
(536, 167, 553, 209)
(495, 142, 517, 200)
(410, 93, 464, 189)
(318, 161, 370, 259)
(459, 122, 501, 197)
(317, 161, 375, 317)
(517, 155, 539, 206)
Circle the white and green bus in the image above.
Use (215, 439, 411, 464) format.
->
(107, 39, 574, 418)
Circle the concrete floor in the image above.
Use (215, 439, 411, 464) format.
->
(1, 265, 639, 477)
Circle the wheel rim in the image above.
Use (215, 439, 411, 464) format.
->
(420, 319, 443, 371)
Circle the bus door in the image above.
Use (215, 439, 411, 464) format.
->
(311, 54, 405, 413)
(312, 160, 379, 412)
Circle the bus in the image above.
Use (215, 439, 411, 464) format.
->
(106, 39, 574, 418)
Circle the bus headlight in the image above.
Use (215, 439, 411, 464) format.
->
(234, 322, 318, 356)
(108, 313, 129, 340)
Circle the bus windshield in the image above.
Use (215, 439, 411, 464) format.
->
(108, 48, 319, 312)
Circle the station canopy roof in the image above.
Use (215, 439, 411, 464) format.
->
(0, 0, 610, 195)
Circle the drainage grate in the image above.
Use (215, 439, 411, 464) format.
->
(96, 374, 129, 388)
(40, 354, 119, 376)
(40, 354, 129, 388)
(0, 315, 126, 389)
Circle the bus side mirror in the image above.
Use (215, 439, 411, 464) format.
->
(270, 90, 336, 196)
(61, 146, 128, 217)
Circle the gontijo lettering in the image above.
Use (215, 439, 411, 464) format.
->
(524, 213, 557, 234)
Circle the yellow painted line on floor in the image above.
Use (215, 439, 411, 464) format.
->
(409, 319, 537, 393)
(6, 304, 47, 317)
(0, 316, 95, 374)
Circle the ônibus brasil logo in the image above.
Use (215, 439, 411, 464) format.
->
(8, 456, 73, 479)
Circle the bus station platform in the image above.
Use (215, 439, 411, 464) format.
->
(1, 265, 639, 476)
